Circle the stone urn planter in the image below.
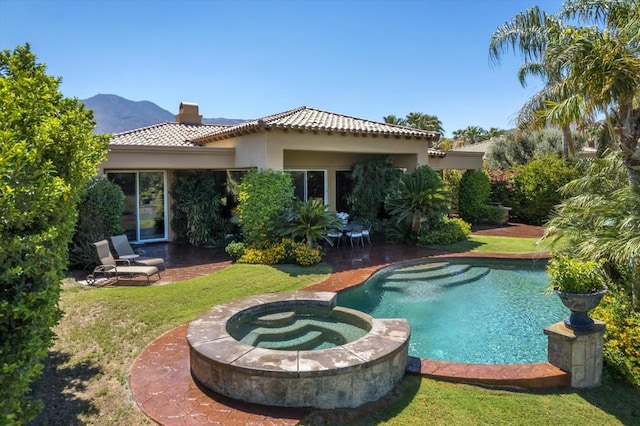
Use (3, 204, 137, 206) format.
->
(555, 289, 607, 330)
(547, 254, 608, 331)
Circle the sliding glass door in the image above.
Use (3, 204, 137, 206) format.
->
(107, 171, 167, 242)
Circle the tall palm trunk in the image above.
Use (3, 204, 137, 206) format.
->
(620, 107, 640, 188)
(561, 124, 575, 158)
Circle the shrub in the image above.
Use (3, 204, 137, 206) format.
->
(510, 154, 579, 225)
(69, 177, 125, 270)
(225, 241, 245, 261)
(417, 217, 471, 245)
(277, 198, 342, 249)
(593, 290, 640, 387)
(238, 245, 284, 265)
(385, 166, 450, 237)
(171, 170, 228, 247)
(0, 44, 108, 422)
(442, 169, 463, 212)
(237, 170, 295, 248)
(458, 169, 491, 223)
(237, 238, 322, 266)
(348, 155, 403, 224)
(487, 166, 517, 207)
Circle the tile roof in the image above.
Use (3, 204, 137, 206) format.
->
(191, 106, 439, 143)
(110, 122, 228, 147)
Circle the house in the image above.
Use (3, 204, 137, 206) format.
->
(99, 103, 483, 243)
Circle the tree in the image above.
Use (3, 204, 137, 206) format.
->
(405, 112, 445, 134)
(0, 44, 108, 422)
(452, 126, 489, 144)
(491, 0, 640, 186)
(490, 5, 577, 158)
(385, 166, 449, 236)
(382, 114, 406, 126)
(383, 112, 444, 134)
(277, 198, 342, 249)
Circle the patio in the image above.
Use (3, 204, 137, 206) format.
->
(124, 223, 571, 425)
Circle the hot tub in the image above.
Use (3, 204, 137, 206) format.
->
(187, 291, 410, 408)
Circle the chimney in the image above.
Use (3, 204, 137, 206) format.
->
(175, 102, 202, 125)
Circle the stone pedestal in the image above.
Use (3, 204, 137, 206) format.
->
(543, 320, 605, 388)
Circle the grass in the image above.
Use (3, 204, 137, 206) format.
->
(436, 235, 560, 254)
(33, 242, 639, 425)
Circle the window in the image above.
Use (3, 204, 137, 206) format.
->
(106, 171, 167, 242)
(288, 170, 327, 203)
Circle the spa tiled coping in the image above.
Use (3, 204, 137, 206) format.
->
(186, 291, 410, 408)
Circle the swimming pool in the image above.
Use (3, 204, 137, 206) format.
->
(337, 259, 566, 364)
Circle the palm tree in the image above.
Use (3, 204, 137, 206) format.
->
(382, 115, 407, 126)
(489, 5, 577, 158)
(551, 0, 640, 187)
(405, 112, 445, 135)
(278, 198, 342, 249)
(385, 167, 449, 235)
(451, 126, 488, 144)
(491, 0, 640, 185)
(544, 150, 640, 307)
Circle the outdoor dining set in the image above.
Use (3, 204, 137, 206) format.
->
(327, 213, 372, 248)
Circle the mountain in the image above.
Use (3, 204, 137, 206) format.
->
(81, 94, 245, 134)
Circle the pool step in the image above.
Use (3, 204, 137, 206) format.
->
(244, 322, 352, 351)
(385, 263, 472, 281)
(383, 263, 490, 290)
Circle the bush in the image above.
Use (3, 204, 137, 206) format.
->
(458, 170, 491, 223)
(593, 290, 640, 387)
(487, 166, 517, 207)
(0, 44, 108, 422)
(237, 238, 322, 266)
(237, 170, 295, 248)
(225, 241, 245, 261)
(442, 169, 464, 212)
(510, 154, 579, 225)
(277, 198, 342, 249)
(348, 155, 403, 224)
(69, 177, 125, 270)
(171, 170, 228, 247)
(417, 217, 471, 245)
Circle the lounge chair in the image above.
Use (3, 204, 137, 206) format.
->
(88, 240, 160, 285)
(110, 234, 166, 271)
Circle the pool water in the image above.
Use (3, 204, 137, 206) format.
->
(227, 306, 370, 351)
(337, 260, 566, 364)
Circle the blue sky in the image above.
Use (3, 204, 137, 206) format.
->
(0, 0, 564, 136)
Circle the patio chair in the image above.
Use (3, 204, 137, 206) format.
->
(362, 225, 373, 245)
(88, 240, 160, 285)
(326, 228, 343, 248)
(110, 234, 166, 271)
(346, 224, 364, 247)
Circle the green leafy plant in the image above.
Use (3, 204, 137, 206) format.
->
(385, 166, 450, 237)
(69, 177, 125, 270)
(348, 155, 403, 224)
(277, 198, 342, 249)
(171, 170, 228, 247)
(546, 253, 607, 294)
(417, 217, 471, 246)
(225, 241, 245, 261)
(237, 169, 295, 248)
(510, 154, 579, 225)
(0, 44, 108, 422)
(458, 169, 492, 223)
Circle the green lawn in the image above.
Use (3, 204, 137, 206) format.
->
(436, 234, 560, 254)
(35, 247, 639, 425)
